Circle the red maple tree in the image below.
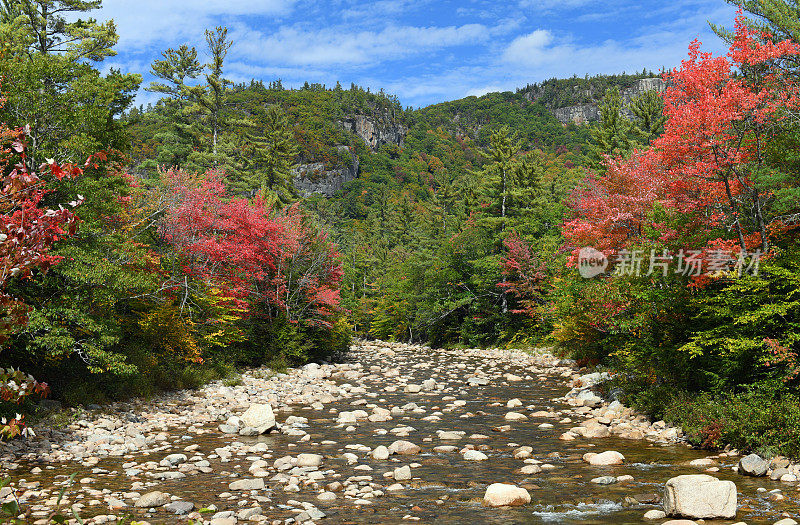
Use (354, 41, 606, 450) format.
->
(564, 16, 800, 267)
(159, 169, 342, 326)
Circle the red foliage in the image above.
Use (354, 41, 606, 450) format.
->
(564, 16, 800, 270)
(160, 169, 342, 326)
(499, 233, 547, 317)
(0, 122, 83, 339)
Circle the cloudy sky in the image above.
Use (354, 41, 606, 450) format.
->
(96, 0, 738, 108)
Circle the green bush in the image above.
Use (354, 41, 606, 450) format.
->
(663, 382, 800, 458)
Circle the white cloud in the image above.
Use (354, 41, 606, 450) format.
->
(502, 29, 553, 64)
(465, 85, 506, 98)
(98, 0, 297, 49)
(230, 23, 489, 66)
(518, 0, 598, 10)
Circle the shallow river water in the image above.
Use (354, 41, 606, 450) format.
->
(2, 343, 799, 524)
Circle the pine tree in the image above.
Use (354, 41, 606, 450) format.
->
(474, 126, 525, 314)
(629, 90, 666, 147)
(1, 0, 118, 61)
(145, 45, 203, 170)
(711, 0, 800, 48)
(587, 87, 633, 170)
(240, 105, 298, 203)
(188, 26, 233, 168)
(477, 126, 523, 234)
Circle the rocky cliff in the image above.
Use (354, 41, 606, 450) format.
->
(293, 113, 406, 196)
(292, 145, 360, 197)
(339, 114, 406, 151)
(550, 78, 666, 125)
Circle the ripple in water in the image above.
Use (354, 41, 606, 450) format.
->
(531, 501, 624, 522)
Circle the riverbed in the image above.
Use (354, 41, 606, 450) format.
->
(1, 341, 798, 524)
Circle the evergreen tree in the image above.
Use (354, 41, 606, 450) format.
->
(240, 105, 298, 203)
(711, 0, 800, 48)
(1, 0, 118, 61)
(629, 89, 666, 147)
(144, 45, 203, 170)
(0, 0, 139, 167)
(189, 26, 233, 167)
(477, 126, 523, 234)
(587, 86, 633, 170)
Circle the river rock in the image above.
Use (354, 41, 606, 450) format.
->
(296, 453, 323, 467)
(317, 491, 337, 501)
(393, 465, 412, 480)
(164, 501, 195, 515)
(663, 474, 737, 519)
(135, 491, 170, 508)
(520, 464, 542, 475)
(229, 478, 265, 491)
(738, 453, 768, 477)
(372, 445, 390, 460)
(591, 476, 617, 484)
(583, 451, 624, 465)
(237, 507, 263, 519)
(644, 509, 667, 520)
(388, 440, 420, 455)
(482, 483, 531, 507)
(576, 389, 602, 407)
(463, 450, 488, 461)
(239, 403, 276, 434)
(770, 467, 789, 480)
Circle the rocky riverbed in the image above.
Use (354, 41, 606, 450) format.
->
(1, 341, 799, 524)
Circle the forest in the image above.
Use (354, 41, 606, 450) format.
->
(1, 0, 799, 460)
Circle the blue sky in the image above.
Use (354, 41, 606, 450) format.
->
(97, 0, 739, 108)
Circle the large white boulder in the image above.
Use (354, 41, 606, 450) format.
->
(663, 474, 737, 519)
(583, 450, 625, 465)
(239, 404, 276, 434)
(482, 483, 531, 507)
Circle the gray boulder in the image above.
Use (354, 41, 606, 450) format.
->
(164, 501, 195, 515)
(738, 453, 769, 477)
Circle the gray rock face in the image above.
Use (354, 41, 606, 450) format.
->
(292, 146, 359, 197)
(738, 453, 769, 477)
(339, 114, 405, 150)
(554, 104, 600, 125)
(663, 474, 737, 519)
(544, 78, 668, 125)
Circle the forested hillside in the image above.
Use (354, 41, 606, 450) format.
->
(1, 0, 800, 461)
